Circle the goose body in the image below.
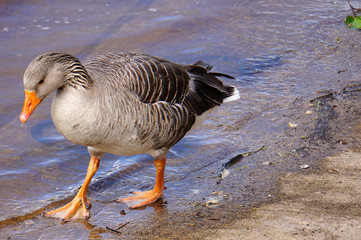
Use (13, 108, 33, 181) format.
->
(20, 52, 239, 221)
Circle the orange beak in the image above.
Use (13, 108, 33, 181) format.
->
(20, 90, 42, 124)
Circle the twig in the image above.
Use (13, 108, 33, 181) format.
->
(116, 221, 130, 230)
(106, 221, 130, 235)
(342, 84, 361, 92)
(309, 83, 361, 105)
(106, 226, 122, 235)
(348, 0, 361, 17)
(217, 146, 266, 183)
(310, 92, 334, 103)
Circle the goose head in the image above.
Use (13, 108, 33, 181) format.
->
(20, 53, 87, 124)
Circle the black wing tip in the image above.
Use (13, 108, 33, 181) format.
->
(222, 85, 240, 102)
(190, 61, 236, 80)
(193, 60, 213, 71)
(184, 61, 240, 115)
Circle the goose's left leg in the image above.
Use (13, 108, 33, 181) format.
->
(118, 158, 166, 208)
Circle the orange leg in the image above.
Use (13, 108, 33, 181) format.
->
(44, 156, 100, 221)
(118, 158, 166, 208)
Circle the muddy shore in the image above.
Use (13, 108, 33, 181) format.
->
(192, 29, 361, 240)
(191, 32, 361, 239)
(197, 86, 361, 240)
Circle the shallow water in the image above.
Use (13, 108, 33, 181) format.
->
(0, 0, 355, 239)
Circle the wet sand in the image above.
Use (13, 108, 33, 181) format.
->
(202, 151, 361, 240)
(195, 33, 361, 239)
(197, 86, 361, 239)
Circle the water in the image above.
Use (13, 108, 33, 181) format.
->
(0, 0, 355, 239)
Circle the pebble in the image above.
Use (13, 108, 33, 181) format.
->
(300, 164, 310, 169)
(288, 121, 298, 128)
(24, 220, 35, 225)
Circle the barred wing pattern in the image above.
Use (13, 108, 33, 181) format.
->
(84, 52, 237, 149)
(85, 53, 189, 104)
(86, 53, 235, 114)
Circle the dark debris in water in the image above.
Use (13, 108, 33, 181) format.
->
(310, 83, 361, 103)
(105, 221, 130, 235)
(217, 146, 266, 184)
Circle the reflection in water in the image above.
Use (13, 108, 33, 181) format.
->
(238, 55, 282, 81)
(0, 0, 352, 238)
(30, 120, 65, 145)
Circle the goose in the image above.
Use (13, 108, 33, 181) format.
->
(20, 52, 240, 221)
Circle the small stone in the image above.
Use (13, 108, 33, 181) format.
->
(24, 220, 35, 225)
(206, 197, 220, 207)
(288, 122, 298, 128)
(328, 169, 339, 173)
(300, 164, 310, 169)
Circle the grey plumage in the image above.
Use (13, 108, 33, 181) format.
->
(24, 52, 240, 159)
(20, 51, 240, 219)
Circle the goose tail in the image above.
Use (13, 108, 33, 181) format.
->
(183, 61, 240, 116)
(192, 60, 240, 103)
(222, 85, 240, 103)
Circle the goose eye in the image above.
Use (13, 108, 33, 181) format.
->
(38, 79, 44, 85)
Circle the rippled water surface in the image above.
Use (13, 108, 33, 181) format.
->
(0, 0, 354, 239)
